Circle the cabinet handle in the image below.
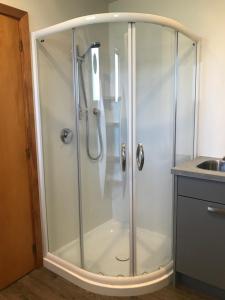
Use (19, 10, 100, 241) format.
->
(208, 206, 225, 216)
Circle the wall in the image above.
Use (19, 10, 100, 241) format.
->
(109, 0, 225, 157)
(0, 0, 108, 31)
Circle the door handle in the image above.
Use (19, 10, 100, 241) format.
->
(136, 143, 144, 171)
(121, 143, 126, 172)
(208, 206, 225, 216)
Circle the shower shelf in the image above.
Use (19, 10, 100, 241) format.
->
(104, 96, 121, 102)
(106, 121, 120, 127)
(106, 174, 122, 183)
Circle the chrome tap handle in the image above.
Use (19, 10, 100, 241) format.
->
(121, 143, 126, 172)
(60, 128, 73, 144)
(136, 143, 144, 171)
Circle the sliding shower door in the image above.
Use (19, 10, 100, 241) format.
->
(134, 23, 175, 275)
(73, 23, 131, 276)
(37, 31, 81, 266)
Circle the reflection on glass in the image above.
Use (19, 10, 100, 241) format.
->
(91, 47, 100, 101)
(114, 49, 119, 102)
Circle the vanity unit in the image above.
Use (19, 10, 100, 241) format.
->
(172, 157, 225, 295)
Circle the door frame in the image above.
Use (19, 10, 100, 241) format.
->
(0, 3, 42, 267)
(128, 22, 136, 276)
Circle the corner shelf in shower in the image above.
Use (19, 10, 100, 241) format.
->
(103, 96, 121, 102)
(106, 173, 123, 184)
(106, 121, 120, 127)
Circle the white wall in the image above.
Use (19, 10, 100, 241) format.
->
(109, 0, 225, 157)
(1, 0, 108, 31)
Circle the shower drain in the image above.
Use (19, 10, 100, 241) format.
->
(115, 256, 130, 262)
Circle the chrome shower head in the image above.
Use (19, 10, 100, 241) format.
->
(90, 42, 101, 49)
(80, 41, 101, 59)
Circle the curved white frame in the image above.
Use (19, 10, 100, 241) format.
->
(32, 12, 200, 41)
(44, 253, 173, 296)
(31, 12, 200, 296)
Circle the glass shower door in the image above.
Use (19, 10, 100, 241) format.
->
(134, 23, 175, 275)
(176, 33, 197, 164)
(73, 23, 131, 276)
(37, 30, 81, 267)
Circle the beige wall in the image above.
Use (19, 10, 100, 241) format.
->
(1, 0, 108, 31)
(109, 0, 225, 157)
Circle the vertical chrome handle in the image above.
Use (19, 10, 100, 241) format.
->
(121, 143, 126, 172)
(136, 143, 144, 171)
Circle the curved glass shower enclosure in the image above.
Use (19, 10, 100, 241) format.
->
(33, 13, 198, 294)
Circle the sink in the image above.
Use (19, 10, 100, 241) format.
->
(197, 160, 225, 172)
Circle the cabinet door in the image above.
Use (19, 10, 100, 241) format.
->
(176, 196, 225, 290)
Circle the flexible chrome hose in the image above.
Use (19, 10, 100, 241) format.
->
(78, 59, 103, 161)
(85, 108, 103, 160)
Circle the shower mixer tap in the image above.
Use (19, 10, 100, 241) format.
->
(93, 107, 100, 116)
(60, 128, 73, 144)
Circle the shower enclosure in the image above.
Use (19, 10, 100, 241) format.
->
(32, 13, 199, 296)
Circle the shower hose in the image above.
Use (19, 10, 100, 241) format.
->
(78, 60, 103, 161)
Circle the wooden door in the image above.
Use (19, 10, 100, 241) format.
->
(0, 5, 42, 289)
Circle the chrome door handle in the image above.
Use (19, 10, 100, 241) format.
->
(121, 143, 126, 172)
(208, 206, 225, 216)
(136, 143, 144, 171)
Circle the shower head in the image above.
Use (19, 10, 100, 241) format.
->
(90, 42, 101, 48)
(80, 41, 101, 59)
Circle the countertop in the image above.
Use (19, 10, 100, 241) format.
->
(171, 156, 225, 183)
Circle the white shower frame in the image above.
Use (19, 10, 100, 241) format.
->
(31, 12, 200, 296)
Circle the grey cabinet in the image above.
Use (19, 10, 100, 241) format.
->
(178, 176, 225, 205)
(175, 176, 225, 290)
